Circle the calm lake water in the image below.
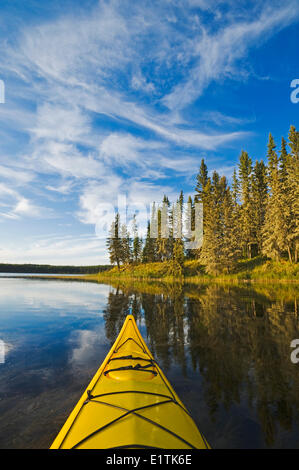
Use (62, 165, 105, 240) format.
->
(0, 277, 298, 449)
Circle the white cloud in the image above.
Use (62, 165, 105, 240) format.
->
(99, 133, 169, 171)
(0, 0, 254, 152)
(100, 133, 146, 165)
(198, 111, 255, 126)
(31, 140, 105, 179)
(0, 182, 19, 199)
(79, 84, 248, 150)
(30, 103, 92, 144)
(0, 278, 111, 310)
(77, 177, 180, 239)
(15, 3, 131, 84)
(0, 105, 36, 133)
(0, 164, 34, 185)
(77, 176, 124, 225)
(163, 2, 299, 109)
(14, 198, 41, 217)
(70, 329, 109, 365)
(45, 180, 74, 194)
(0, 234, 108, 264)
(0, 182, 46, 220)
(131, 70, 156, 94)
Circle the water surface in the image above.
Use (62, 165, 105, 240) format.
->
(0, 277, 298, 449)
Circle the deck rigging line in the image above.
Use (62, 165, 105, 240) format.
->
(71, 398, 197, 449)
(57, 323, 208, 449)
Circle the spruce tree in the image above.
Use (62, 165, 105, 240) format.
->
(195, 158, 208, 202)
(288, 125, 299, 159)
(142, 221, 156, 263)
(238, 150, 254, 258)
(287, 126, 299, 262)
(132, 214, 142, 263)
(277, 136, 295, 262)
(170, 239, 185, 277)
(200, 174, 221, 274)
(185, 195, 195, 259)
(200, 174, 241, 274)
(263, 130, 298, 262)
(221, 182, 242, 272)
(106, 213, 122, 269)
(279, 137, 288, 181)
(251, 160, 268, 253)
(120, 224, 132, 265)
(232, 168, 240, 206)
(157, 197, 170, 261)
(170, 191, 185, 275)
(262, 134, 282, 260)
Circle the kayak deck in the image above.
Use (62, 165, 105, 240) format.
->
(50, 315, 209, 449)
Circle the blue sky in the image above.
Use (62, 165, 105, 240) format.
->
(0, 0, 298, 265)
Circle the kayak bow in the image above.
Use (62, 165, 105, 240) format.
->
(50, 314, 209, 449)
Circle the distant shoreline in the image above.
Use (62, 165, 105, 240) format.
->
(0, 263, 111, 274)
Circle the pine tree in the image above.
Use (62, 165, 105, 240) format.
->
(178, 190, 184, 210)
(277, 136, 295, 262)
(106, 213, 122, 269)
(267, 133, 278, 174)
(170, 191, 185, 275)
(287, 126, 299, 262)
(132, 214, 142, 263)
(200, 174, 221, 274)
(231, 168, 241, 251)
(288, 125, 299, 159)
(142, 221, 156, 263)
(262, 134, 282, 260)
(157, 197, 170, 261)
(172, 194, 183, 241)
(185, 195, 196, 259)
(238, 150, 254, 258)
(195, 158, 208, 202)
(200, 174, 241, 274)
(279, 137, 288, 182)
(120, 224, 132, 265)
(221, 182, 242, 272)
(263, 130, 298, 262)
(232, 169, 240, 206)
(251, 160, 268, 253)
(170, 239, 185, 277)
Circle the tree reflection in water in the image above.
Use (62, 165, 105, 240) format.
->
(102, 281, 299, 448)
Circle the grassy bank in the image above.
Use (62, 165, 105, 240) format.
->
(91, 257, 299, 284)
(43, 257, 299, 287)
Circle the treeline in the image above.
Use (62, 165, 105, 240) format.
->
(107, 125, 299, 275)
(0, 264, 112, 274)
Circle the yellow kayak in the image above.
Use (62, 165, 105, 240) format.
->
(50, 314, 209, 449)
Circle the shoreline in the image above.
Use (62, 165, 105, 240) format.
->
(93, 258, 299, 285)
(2, 258, 298, 285)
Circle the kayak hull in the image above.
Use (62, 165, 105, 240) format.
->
(50, 315, 209, 449)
